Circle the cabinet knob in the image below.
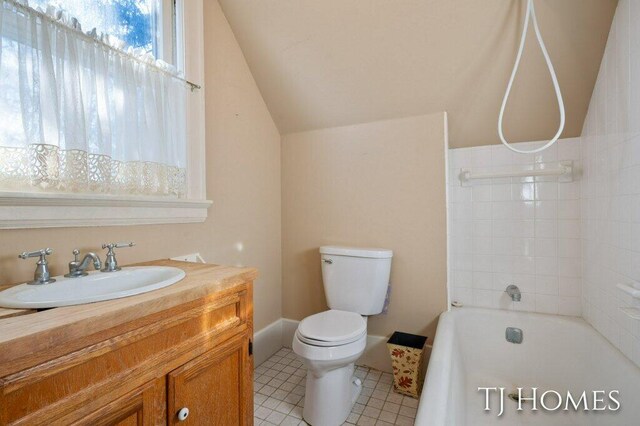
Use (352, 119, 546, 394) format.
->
(177, 407, 189, 421)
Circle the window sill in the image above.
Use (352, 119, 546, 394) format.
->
(0, 192, 212, 229)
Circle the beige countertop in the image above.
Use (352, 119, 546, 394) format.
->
(0, 259, 257, 377)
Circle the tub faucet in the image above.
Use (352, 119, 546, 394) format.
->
(506, 285, 521, 302)
(65, 249, 102, 278)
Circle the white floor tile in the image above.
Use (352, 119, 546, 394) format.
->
(366, 397, 384, 409)
(255, 347, 415, 425)
(255, 406, 273, 420)
(378, 410, 397, 423)
(382, 401, 400, 414)
(263, 397, 282, 410)
(275, 401, 295, 414)
(357, 416, 377, 426)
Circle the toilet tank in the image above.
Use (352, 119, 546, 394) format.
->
(320, 246, 393, 315)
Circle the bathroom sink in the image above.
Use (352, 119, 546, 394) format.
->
(0, 266, 185, 309)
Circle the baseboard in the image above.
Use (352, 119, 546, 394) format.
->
(257, 317, 432, 375)
(253, 319, 284, 366)
(280, 318, 393, 373)
(360, 335, 392, 373)
(281, 318, 300, 348)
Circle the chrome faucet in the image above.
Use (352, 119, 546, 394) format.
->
(65, 249, 102, 278)
(19, 248, 56, 285)
(506, 285, 521, 302)
(101, 242, 135, 272)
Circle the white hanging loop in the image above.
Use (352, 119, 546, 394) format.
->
(498, 0, 565, 154)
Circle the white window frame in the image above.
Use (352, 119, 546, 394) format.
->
(0, 0, 210, 229)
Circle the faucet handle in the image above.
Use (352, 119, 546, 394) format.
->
(102, 242, 135, 250)
(72, 249, 80, 262)
(19, 248, 55, 285)
(19, 248, 53, 260)
(101, 242, 134, 272)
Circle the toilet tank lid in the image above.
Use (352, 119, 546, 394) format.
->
(320, 246, 393, 259)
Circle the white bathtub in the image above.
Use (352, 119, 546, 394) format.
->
(416, 307, 640, 425)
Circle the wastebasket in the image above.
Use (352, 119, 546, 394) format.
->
(387, 331, 428, 398)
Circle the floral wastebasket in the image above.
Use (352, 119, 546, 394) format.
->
(387, 331, 428, 398)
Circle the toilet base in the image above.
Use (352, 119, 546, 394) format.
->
(302, 362, 362, 426)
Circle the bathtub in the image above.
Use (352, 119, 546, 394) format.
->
(416, 307, 640, 425)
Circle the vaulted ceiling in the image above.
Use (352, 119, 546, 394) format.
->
(218, 0, 617, 148)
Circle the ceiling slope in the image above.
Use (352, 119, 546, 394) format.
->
(218, 0, 617, 148)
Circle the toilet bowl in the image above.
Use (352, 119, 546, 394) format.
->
(292, 309, 367, 426)
(292, 246, 393, 426)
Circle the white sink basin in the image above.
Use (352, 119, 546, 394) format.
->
(0, 266, 185, 309)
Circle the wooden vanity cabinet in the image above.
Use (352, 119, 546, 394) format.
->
(73, 377, 167, 426)
(0, 268, 254, 426)
(168, 333, 253, 425)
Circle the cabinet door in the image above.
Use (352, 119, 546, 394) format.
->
(70, 377, 166, 426)
(168, 332, 253, 425)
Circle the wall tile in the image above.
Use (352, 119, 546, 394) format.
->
(511, 220, 535, 238)
(513, 201, 535, 220)
(473, 272, 493, 290)
(558, 181, 581, 200)
(473, 202, 492, 220)
(535, 294, 559, 314)
(581, 0, 640, 368)
(535, 220, 558, 239)
(559, 277, 581, 297)
(535, 182, 559, 200)
(558, 220, 581, 239)
(558, 297, 582, 316)
(557, 138, 582, 161)
(535, 238, 557, 258)
(492, 145, 514, 166)
(535, 275, 559, 296)
(473, 237, 492, 255)
(558, 239, 581, 258)
(558, 200, 581, 219)
(473, 185, 492, 202)
(491, 184, 513, 201)
(535, 201, 558, 219)
(535, 257, 558, 276)
(448, 139, 582, 316)
(513, 183, 536, 201)
(513, 238, 535, 257)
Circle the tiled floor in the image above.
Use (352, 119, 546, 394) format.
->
(254, 348, 417, 425)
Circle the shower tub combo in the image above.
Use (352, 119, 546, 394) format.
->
(416, 307, 640, 425)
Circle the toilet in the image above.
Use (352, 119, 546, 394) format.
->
(292, 246, 393, 426)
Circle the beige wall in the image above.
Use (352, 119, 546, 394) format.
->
(0, 0, 282, 332)
(281, 113, 449, 339)
(219, 0, 616, 148)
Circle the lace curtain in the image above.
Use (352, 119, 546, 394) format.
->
(0, 0, 188, 197)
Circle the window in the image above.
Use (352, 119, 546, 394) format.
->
(0, 0, 209, 228)
(28, 0, 180, 65)
(29, 0, 163, 57)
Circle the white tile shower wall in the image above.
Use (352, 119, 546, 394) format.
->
(448, 138, 582, 315)
(581, 0, 640, 367)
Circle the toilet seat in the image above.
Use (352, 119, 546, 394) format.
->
(293, 329, 366, 362)
(297, 309, 366, 347)
(296, 329, 366, 347)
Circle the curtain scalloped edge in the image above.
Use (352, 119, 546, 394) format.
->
(0, 145, 186, 198)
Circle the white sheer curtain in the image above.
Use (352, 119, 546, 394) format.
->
(0, 0, 187, 197)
